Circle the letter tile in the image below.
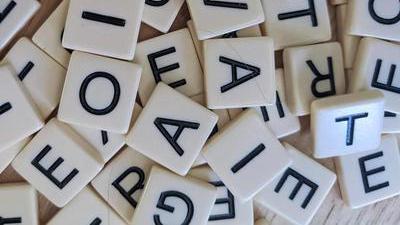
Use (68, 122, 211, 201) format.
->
(383, 110, 400, 134)
(46, 187, 126, 225)
(311, 91, 384, 158)
(126, 83, 218, 176)
(284, 42, 346, 116)
(203, 109, 292, 201)
(58, 51, 141, 134)
(186, 0, 264, 40)
(204, 37, 276, 109)
(134, 28, 203, 105)
(12, 119, 103, 207)
(335, 135, 400, 208)
(254, 143, 336, 225)
(0, 183, 38, 225)
(142, 0, 185, 33)
(62, 0, 144, 60)
(131, 166, 217, 225)
(91, 147, 156, 224)
(0, 138, 30, 174)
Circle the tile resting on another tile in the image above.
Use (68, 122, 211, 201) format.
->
(0, 137, 30, 174)
(142, 0, 185, 33)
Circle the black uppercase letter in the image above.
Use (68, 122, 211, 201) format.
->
(308, 57, 336, 98)
(203, 0, 248, 10)
(0, 217, 21, 225)
(0, 1, 16, 24)
(0, 102, 12, 116)
(112, 167, 145, 208)
(274, 168, 318, 209)
(90, 218, 102, 225)
(278, 0, 318, 26)
(147, 47, 187, 88)
(219, 56, 260, 93)
(81, 11, 125, 27)
(100, 130, 109, 145)
(359, 151, 390, 193)
(208, 181, 235, 221)
(31, 145, 79, 189)
(260, 91, 285, 122)
(335, 113, 368, 146)
(231, 144, 265, 173)
(146, 0, 169, 7)
(384, 111, 397, 118)
(371, 59, 400, 94)
(153, 191, 194, 225)
(18, 61, 34, 81)
(154, 117, 200, 156)
(368, 0, 400, 25)
(79, 72, 121, 115)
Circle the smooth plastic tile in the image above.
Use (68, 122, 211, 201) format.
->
(131, 166, 217, 225)
(12, 119, 103, 207)
(2, 37, 66, 118)
(62, 0, 144, 60)
(91, 147, 156, 224)
(335, 135, 400, 209)
(134, 28, 203, 105)
(0, 183, 38, 225)
(311, 90, 384, 158)
(204, 37, 276, 109)
(283, 42, 346, 116)
(142, 0, 185, 33)
(203, 109, 292, 201)
(126, 83, 218, 176)
(383, 110, 400, 134)
(58, 51, 141, 134)
(0, 138, 30, 174)
(187, 0, 264, 40)
(254, 143, 336, 225)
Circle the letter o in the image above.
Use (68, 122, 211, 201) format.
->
(368, 0, 400, 25)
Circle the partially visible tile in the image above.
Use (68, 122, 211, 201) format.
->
(32, 0, 71, 68)
(47, 187, 126, 225)
(0, 66, 44, 152)
(0, 0, 40, 50)
(62, 0, 144, 60)
(335, 135, 400, 208)
(187, 0, 264, 40)
(254, 143, 336, 225)
(311, 91, 384, 158)
(0, 183, 38, 225)
(2, 37, 66, 118)
(134, 28, 203, 105)
(284, 42, 346, 116)
(142, 0, 185, 33)
(126, 83, 218, 176)
(0, 137, 30, 174)
(12, 119, 103, 207)
(91, 147, 156, 224)
(131, 166, 217, 225)
(204, 37, 276, 109)
(383, 110, 400, 134)
(203, 109, 292, 201)
(260, 0, 331, 50)
(189, 166, 254, 225)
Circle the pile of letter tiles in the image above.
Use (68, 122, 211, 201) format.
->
(0, 0, 400, 224)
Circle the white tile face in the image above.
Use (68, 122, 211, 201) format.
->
(0, 0, 40, 50)
(187, 0, 264, 40)
(135, 28, 203, 105)
(62, 0, 144, 60)
(32, 0, 71, 68)
(58, 51, 141, 134)
(283, 42, 346, 116)
(254, 143, 336, 225)
(0, 66, 44, 152)
(12, 119, 103, 207)
(126, 83, 218, 176)
(252, 69, 300, 139)
(349, 38, 400, 114)
(336, 4, 360, 69)
(131, 166, 217, 225)
(0, 138, 30, 174)
(204, 37, 276, 109)
(383, 111, 400, 133)
(0, 183, 38, 225)
(47, 187, 126, 225)
(203, 109, 292, 201)
(311, 91, 384, 158)
(348, 0, 400, 42)
(2, 37, 66, 118)
(335, 135, 400, 209)
(91, 147, 156, 224)
(187, 20, 262, 68)
(142, 0, 185, 33)
(189, 166, 254, 225)
(260, 0, 331, 50)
